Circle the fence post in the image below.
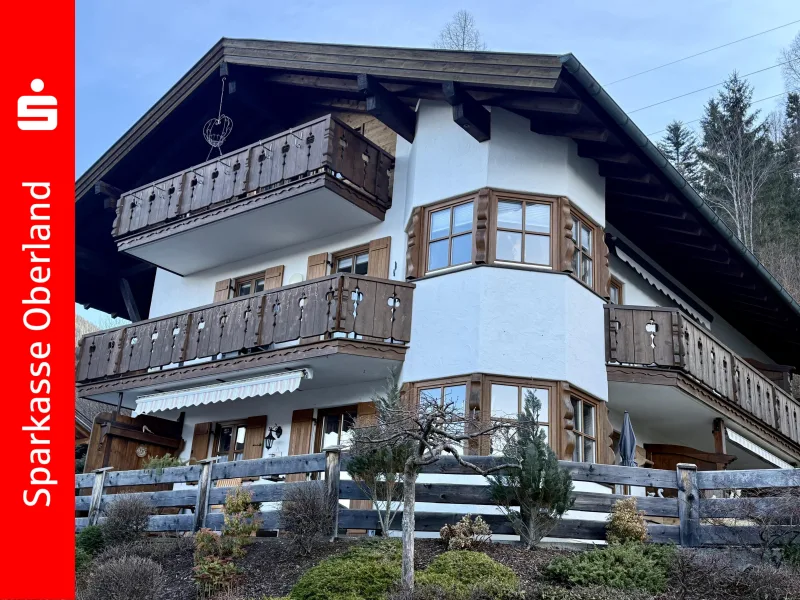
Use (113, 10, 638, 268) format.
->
(87, 467, 113, 526)
(324, 446, 342, 542)
(677, 463, 700, 547)
(193, 457, 219, 532)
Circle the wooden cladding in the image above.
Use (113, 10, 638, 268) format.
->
(76, 275, 414, 384)
(605, 305, 800, 445)
(112, 115, 394, 239)
(406, 188, 610, 298)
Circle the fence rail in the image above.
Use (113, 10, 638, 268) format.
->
(76, 275, 413, 384)
(76, 452, 800, 547)
(605, 305, 800, 445)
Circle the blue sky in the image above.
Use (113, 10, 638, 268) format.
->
(76, 0, 800, 325)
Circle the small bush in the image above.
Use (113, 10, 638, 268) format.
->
(223, 485, 262, 538)
(77, 525, 105, 556)
(82, 555, 164, 600)
(195, 528, 244, 561)
(280, 480, 336, 555)
(416, 551, 524, 600)
(529, 584, 653, 600)
(606, 498, 648, 545)
(439, 515, 491, 551)
(100, 495, 152, 546)
(546, 543, 674, 594)
(75, 547, 92, 574)
(193, 555, 241, 599)
(142, 453, 185, 474)
(291, 540, 401, 600)
(782, 542, 800, 569)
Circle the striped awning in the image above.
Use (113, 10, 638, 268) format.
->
(133, 369, 312, 416)
(726, 428, 792, 469)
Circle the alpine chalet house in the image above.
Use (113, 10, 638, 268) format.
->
(76, 40, 800, 496)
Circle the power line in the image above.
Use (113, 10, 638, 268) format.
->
(606, 18, 800, 86)
(628, 60, 793, 114)
(646, 88, 800, 137)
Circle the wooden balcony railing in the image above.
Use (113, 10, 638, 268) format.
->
(605, 305, 800, 445)
(112, 115, 393, 239)
(76, 275, 413, 384)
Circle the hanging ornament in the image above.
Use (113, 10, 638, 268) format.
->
(203, 76, 233, 159)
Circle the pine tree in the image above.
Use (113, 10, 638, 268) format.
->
(697, 72, 777, 251)
(658, 120, 701, 191)
(487, 390, 573, 549)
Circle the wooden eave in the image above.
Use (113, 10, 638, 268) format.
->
(75, 39, 800, 366)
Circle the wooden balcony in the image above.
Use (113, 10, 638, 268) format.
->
(76, 275, 413, 396)
(112, 115, 394, 275)
(605, 305, 800, 448)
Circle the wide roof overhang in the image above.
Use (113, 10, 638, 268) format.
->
(75, 38, 800, 366)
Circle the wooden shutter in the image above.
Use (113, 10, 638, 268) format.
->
(405, 207, 423, 280)
(263, 265, 285, 290)
(366, 237, 391, 279)
(306, 253, 330, 280)
(595, 229, 610, 299)
(213, 279, 234, 302)
(243, 415, 268, 460)
(190, 422, 212, 462)
(285, 409, 314, 482)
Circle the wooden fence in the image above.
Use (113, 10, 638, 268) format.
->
(75, 451, 800, 547)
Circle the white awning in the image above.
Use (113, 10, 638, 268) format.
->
(133, 369, 312, 416)
(726, 428, 793, 469)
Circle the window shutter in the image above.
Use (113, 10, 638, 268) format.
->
(366, 236, 391, 279)
(243, 415, 268, 460)
(263, 265, 285, 290)
(595, 229, 610, 299)
(350, 403, 378, 516)
(356, 401, 377, 425)
(213, 279, 234, 302)
(190, 422, 212, 462)
(306, 253, 330, 280)
(405, 207, 423, 280)
(285, 409, 314, 482)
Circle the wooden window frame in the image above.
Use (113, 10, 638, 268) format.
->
(609, 276, 624, 305)
(569, 205, 600, 292)
(485, 376, 557, 453)
(569, 389, 601, 464)
(332, 243, 370, 275)
(233, 271, 266, 298)
(214, 420, 248, 462)
(313, 404, 360, 453)
(421, 194, 478, 274)
(489, 191, 558, 270)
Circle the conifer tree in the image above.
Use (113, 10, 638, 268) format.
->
(487, 390, 573, 549)
(658, 120, 701, 191)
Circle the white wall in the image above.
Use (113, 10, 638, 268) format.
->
(401, 103, 605, 225)
(402, 267, 608, 401)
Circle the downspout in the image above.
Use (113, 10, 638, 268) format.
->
(559, 53, 800, 324)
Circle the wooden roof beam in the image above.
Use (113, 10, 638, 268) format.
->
(442, 81, 490, 143)
(609, 202, 689, 221)
(577, 142, 634, 164)
(530, 119, 609, 142)
(606, 180, 673, 202)
(358, 74, 416, 143)
(598, 164, 654, 184)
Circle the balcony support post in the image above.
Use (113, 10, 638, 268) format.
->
(324, 446, 342, 542)
(119, 277, 141, 322)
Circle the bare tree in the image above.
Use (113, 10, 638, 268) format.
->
(780, 31, 800, 90)
(700, 111, 779, 252)
(434, 10, 487, 51)
(353, 381, 523, 592)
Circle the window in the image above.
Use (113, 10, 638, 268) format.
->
(571, 396, 597, 463)
(489, 383, 551, 455)
(426, 200, 474, 272)
(315, 406, 358, 451)
(571, 213, 594, 287)
(234, 272, 265, 297)
(333, 245, 369, 275)
(215, 422, 247, 462)
(609, 277, 624, 305)
(495, 198, 551, 267)
(419, 383, 467, 414)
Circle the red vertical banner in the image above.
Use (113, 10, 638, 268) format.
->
(2, 1, 75, 598)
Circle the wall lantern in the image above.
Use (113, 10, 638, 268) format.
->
(264, 424, 283, 450)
